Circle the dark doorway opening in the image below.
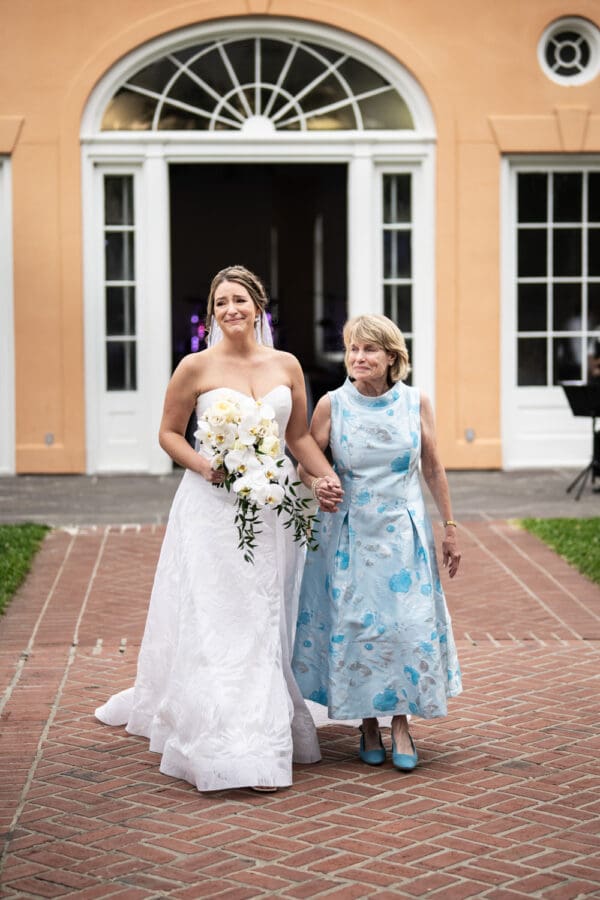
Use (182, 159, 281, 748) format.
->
(169, 163, 347, 402)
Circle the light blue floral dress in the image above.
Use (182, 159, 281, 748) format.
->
(292, 378, 462, 720)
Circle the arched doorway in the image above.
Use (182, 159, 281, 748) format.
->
(81, 18, 436, 472)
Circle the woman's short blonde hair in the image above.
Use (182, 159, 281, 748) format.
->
(343, 315, 411, 384)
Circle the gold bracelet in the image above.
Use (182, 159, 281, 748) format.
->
(442, 519, 457, 528)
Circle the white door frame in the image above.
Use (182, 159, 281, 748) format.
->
(81, 18, 436, 474)
(0, 157, 15, 475)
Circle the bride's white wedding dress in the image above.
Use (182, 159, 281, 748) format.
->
(95, 385, 321, 791)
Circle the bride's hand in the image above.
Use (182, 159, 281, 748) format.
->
(316, 476, 343, 512)
(196, 457, 226, 485)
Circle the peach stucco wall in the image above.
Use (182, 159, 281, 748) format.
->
(2, 0, 600, 471)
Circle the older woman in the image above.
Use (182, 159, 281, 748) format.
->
(292, 315, 462, 771)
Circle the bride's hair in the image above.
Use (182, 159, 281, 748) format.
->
(206, 265, 268, 335)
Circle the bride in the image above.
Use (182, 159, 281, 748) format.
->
(95, 265, 342, 792)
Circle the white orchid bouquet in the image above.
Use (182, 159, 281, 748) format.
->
(194, 394, 317, 563)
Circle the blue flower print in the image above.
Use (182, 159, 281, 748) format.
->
(411, 430, 419, 448)
(408, 702, 419, 714)
(335, 550, 349, 570)
(387, 409, 394, 416)
(386, 525, 395, 533)
(332, 588, 341, 600)
(417, 546, 428, 564)
(331, 634, 345, 643)
(303, 640, 312, 648)
(373, 688, 399, 710)
(420, 583, 432, 596)
(390, 453, 411, 473)
(404, 665, 420, 685)
(356, 490, 371, 507)
(365, 643, 373, 650)
(389, 570, 412, 593)
(362, 612, 375, 627)
(419, 641, 433, 654)
(297, 610, 311, 625)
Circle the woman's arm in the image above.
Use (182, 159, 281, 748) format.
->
(296, 395, 341, 512)
(158, 356, 224, 483)
(420, 392, 461, 577)
(283, 357, 342, 509)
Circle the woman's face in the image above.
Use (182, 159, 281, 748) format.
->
(213, 280, 257, 336)
(347, 339, 394, 385)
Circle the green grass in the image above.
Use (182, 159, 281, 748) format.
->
(519, 517, 600, 585)
(0, 524, 50, 616)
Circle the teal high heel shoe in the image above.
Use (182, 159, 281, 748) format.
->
(358, 726, 386, 766)
(392, 732, 418, 771)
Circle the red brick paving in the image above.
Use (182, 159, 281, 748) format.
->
(1, 521, 599, 898)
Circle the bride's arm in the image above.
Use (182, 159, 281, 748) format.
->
(158, 356, 224, 483)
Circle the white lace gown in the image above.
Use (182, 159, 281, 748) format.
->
(95, 385, 321, 791)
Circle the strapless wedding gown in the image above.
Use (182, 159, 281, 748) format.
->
(95, 385, 321, 791)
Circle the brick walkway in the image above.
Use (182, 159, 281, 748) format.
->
(1, 521, 599, 898)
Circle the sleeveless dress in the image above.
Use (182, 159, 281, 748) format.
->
(292, 378, 462, 721)
(95, 385, 320, 792)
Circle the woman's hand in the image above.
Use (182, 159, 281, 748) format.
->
(442, 529, 461, 578)
(315, 476, 344, 512)
(197, 456, 226, 485)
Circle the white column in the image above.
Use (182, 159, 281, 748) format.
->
(347, 152, 376, 319)
(0, 159, 15, 474)
(143, 150, 172, 474)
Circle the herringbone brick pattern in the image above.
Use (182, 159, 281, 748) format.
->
(1, 522, 599, 898)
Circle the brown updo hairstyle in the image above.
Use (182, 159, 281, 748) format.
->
(343, 314, 411, 385)
(206, 265, 268, 336)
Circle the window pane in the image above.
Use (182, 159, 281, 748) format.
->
(221, 39, 254, 87)
(106, 286, 136, 336)
(553, 283, 581, 331)
(106, 341, 137, 391)
(383, 175, 411, 224)
(553, 336, 582, 384)
(101, 88, 156, 131)
(518, 173, 547, 222)
(105, 176, 133, 226)
(553, 172, 582, 222)
(384, 284, 412, 332)
(588, 335, 600, 381)
(105, 231, 135, 281)
(404, 336, 413, 385)
(518, 337, 547, 385)
(588, 229, 600, 276)
(383, 230, 411, 278)
(359, 93, 413, 130)
(589, 283, 600, 330)
(553, 228, 581, 277)
(518, 283, 547, 331)
(518, 229, 546, 277)
(128, 57, 177, 93)
(589, 173, 600, 222)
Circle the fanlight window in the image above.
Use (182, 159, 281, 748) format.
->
(102, 36, 414, 132)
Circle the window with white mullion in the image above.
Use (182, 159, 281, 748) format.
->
(381, 173, 413, 380)
(103, 174, 138, 391)
(102, 35, 414, 132)
(516, 166, 600, 387)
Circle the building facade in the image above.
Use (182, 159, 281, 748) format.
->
(1, 1, 599, 474)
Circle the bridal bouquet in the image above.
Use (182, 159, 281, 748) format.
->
(194, 394, 317, 563)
